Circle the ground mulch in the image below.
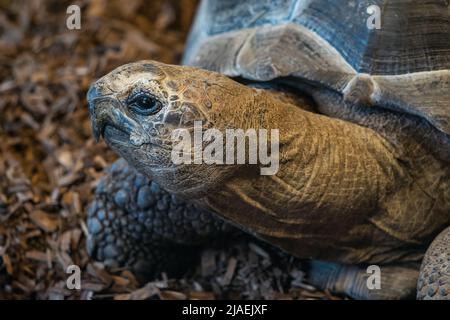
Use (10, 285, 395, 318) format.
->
(0, 0, 337, 300)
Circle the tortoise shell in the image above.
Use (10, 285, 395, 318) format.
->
(183, 0, 450, 135)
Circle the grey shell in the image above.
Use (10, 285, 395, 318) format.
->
(183, 0, 450, 135)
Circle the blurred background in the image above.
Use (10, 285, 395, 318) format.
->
(0, 0, 332, 300)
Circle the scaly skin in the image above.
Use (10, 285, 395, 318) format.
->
(417, 226, 450, 300)
(87, 60, 450, 299)
(87, 158, 239, 278)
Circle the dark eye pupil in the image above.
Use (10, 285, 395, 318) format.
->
(136, 96, 154, 109)
(129, 94, 161, 115)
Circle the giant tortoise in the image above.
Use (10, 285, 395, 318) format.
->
(85, 0, 450, 299)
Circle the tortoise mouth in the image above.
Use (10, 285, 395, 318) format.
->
(103, 124, 130, 144)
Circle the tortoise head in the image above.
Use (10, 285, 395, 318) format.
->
(87, 60, 248, 196)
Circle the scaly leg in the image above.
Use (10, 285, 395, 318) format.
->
(417, 226, 450, 300)
(86, 159, 240, 278)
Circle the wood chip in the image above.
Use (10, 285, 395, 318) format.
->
(221, 257, 237, 286)
(82, 282, 105, 292)
(201, 250, 216, 277)
(161, 290, 187, 300)
(114, 283, 160, 300)
(248, 242, 270, 260)
(29, 210, 59, 232)
(189, 291, 215, 300)
(26, 250, 53, 263)
(2, 254, 14, 275)
(112, 276, 130, 287)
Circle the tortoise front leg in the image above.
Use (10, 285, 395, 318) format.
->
(417, 226, 450, 300)
(86, 159, 239, 279)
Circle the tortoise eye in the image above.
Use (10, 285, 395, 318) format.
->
(127, 92, 162, 116)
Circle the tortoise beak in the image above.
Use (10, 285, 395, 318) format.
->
(87, 84, 140, 143)
(87, 86, 101, 142)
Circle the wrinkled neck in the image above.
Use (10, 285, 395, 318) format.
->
(199, 89, 406, 261)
